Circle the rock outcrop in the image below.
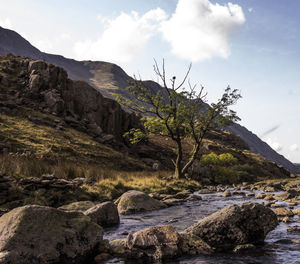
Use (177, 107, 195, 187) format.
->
(24, 60, 141, 142)
(116, 190, 167, 215)
(184, 202, 278, 252)
(0, 205, 103, 264)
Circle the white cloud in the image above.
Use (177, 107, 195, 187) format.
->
(248, 8, 253, 13)
(74, 8, 167, 63)
(289, 144, 299, 151)
(266, 138, 283, 152)
(160, 0, 245, 62)
(0, 18, 13, 30)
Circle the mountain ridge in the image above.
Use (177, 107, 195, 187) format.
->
(0, 26, 298, 173)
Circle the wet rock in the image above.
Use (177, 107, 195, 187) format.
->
(116, 190, 167, 215)
(184, 202, 278, 252)
(292, 207, 300, 216)
(179, 233, 213, 256)
(255, 193, 266, 199)
(221, 190, 231, 197)
(232, 191, 245, 196)
(233, 243, 256, 253)
(94, 253, 111, 263)
(282, 216, 294, 223)
(0, 205, 103, 264)
(272, 207, 294, 217)
(187, 194, 203, 201)
(264, 194, 275, 201)
(264, 187, 276, 192)
(163, 198, 185, 207)
(287, 226, 300, 233)
(126, 225, 180, 261)
(58, 201, 95, 212)
(84, 201, 120, 227)
(246, 192, 255, 197)
(109, 239, 127, 255)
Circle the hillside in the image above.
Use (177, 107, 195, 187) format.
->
(0, 26, 297, 173)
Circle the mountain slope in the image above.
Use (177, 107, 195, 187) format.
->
(0, 26, 298, 173)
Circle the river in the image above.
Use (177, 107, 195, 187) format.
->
(103, 190, 300, 264)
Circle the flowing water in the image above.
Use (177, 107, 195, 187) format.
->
(103, 190, 300, 264)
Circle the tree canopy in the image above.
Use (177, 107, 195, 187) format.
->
(117, 60, 241, 179)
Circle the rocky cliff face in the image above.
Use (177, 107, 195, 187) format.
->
(0, 55, 140, 143)
(0, 26, 298, 173)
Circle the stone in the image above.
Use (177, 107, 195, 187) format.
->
(272, 207, 294, 217)
(221, 190, 231, 197)
(184, 202, 278, 252)
(187, 194, 202, 201)
(58, 201, 95, 212)
(179, 233, 213, 256)
(94, 253, 111, 263)
(246, 192, 255, 197)
(264, 194, 275, 201)
(84, 201, 120, 227)
(163, 198, 185, 207)
(0, 205, 103, 264)
(287, 226, 300, 233)
(116, 190, 167, 215)
(126, 225, 180, 261)
(292, 207, 300, 216)
(233, 244, 256, 253)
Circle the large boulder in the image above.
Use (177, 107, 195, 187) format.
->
(84, 201, 120, 227)
(184, 202, 278, 252)
(110, 225, 180, 261)
(110, 225, 213, 261)
(0, 205, 103, 264)
(116, 190, 167, 215)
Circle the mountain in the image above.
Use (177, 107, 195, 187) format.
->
(0, 26, 298, 173)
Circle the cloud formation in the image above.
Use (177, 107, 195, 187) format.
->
(289, 144, 299, 151)
(160, 0, 246, 61)
(0, 18, 13, 30)
(74, 8, 167, 63)
(74, 0, 245, 64)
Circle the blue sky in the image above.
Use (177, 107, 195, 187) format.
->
(0, 0, 299, 162)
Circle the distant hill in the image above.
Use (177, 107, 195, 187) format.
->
(0, 26, 298, 173)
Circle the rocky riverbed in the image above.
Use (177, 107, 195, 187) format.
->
(0, 181, 299, 264)
(104, 188, 300, 264)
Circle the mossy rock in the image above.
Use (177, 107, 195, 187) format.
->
(0, 205, 103, 264)
(116, 190, 167, 215)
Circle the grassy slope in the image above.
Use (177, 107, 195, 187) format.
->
(0, 55, 293, 209)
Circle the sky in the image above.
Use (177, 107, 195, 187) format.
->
(0, 0, 299, 163)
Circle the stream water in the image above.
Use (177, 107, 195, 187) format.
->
(103, 190, 300, 264)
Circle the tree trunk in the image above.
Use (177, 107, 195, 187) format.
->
(174, 137, 184, 179)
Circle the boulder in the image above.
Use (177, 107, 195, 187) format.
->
(84, 201, 120, 227)
(0, 205, 103, 264)
(184, 202, 278, 252)
(273, 207, 294, 217)
(126, 225, 180, 261)
(163, 198, 185, 207)
(58, 201, 95, 212)
(179, 233, 213, 256)
(116, 190, 167, 215)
